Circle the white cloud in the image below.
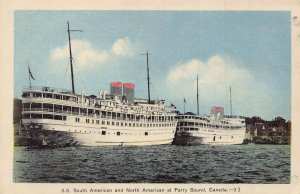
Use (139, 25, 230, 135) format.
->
(111, 37, 134, 57)
(168, 55, 253, 88)
(165, 55, 275, 119)
(50, 39, 109, 69)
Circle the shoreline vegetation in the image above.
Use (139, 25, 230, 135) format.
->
(13, 98, 291, 146)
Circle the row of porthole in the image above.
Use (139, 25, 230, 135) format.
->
(79, 117, 176, 128)
(179, 123, 243, 129)
(178, 128, 241, 133)
(67, 129, 174, 135)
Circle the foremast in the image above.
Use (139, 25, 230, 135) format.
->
(142, 52, 151, 104)
(67, 21, 82, 94)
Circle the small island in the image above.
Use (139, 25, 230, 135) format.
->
(243, 116, 291, 145)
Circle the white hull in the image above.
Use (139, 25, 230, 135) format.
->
(22, 117, 176, 146)
(173, 128, 245, 145)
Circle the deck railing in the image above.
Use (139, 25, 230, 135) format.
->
(22, 108, 177, 122)
(22, 86, 72, 94)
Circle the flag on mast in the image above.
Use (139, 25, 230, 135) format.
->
(28, 65, 35, 80)
(184, 98, 186, 103)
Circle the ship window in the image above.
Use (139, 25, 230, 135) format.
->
(43, 93, 52, 98)
(107, 121, 110, 125)
(54, 115, 62, 120)
(33, 92, 42, 98)
(145, 132, 148, 136)
(220, 136, 222, 139)
(92, 119, 94, 124)
(125, 123, 127, 126)
(43, 114, 53, 119)
(22, 92, 30, 97)
(112, 122, 115, 125)
(96, 120, 99, 124)
(23, 114, 31, 119)
(31, 103, 42, 109)
(116, 122, 119, 126)
(102, 120, 105, 125)
(102, 131, 106, 135)
(117, 132, 120, 136)
(121, 122, 123, 126)
(213, 136, 216, 141)
(133, 123, 135, 127)
(54, 94, 61, 99)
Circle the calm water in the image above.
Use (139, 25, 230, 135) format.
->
(13, 144, 290, 183)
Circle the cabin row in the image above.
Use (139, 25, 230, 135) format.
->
(22, 89, 169, 114)
(22, 102, 176, 122)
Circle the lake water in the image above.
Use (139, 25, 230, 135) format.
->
(13, 144, 290, 183)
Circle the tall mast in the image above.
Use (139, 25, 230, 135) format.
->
(142, 52, 150, 103)
(67, 21, 82, 94)
(197, 75, 199, 115)
(230, 85, 232, 116)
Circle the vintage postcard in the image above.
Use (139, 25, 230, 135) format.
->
(1, 0, 300, 194)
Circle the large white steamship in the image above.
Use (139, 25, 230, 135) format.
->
(21, 22, 177, 146)
(173, 76, 246, 145)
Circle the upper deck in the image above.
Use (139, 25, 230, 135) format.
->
(22, 86, 177, 116)
(177, 114, 245, 126)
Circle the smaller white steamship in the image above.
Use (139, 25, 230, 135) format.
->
(173, 76, 246, 145)
(21, 22, 177, 146)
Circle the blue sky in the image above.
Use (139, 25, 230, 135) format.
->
(14, 11, 291, 120)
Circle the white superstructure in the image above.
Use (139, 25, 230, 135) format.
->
(21, 86, 177, 146)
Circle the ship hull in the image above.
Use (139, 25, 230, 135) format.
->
(173, 128, 246, 146)
(173, 131, 245, 145)
(22, 118, 176, 147)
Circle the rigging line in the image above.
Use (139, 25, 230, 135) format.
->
(61, 62, 70, 90)
(149, 79, 159, 100)
(72, 58, 88, 92)
(63, 61, 70, 80)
